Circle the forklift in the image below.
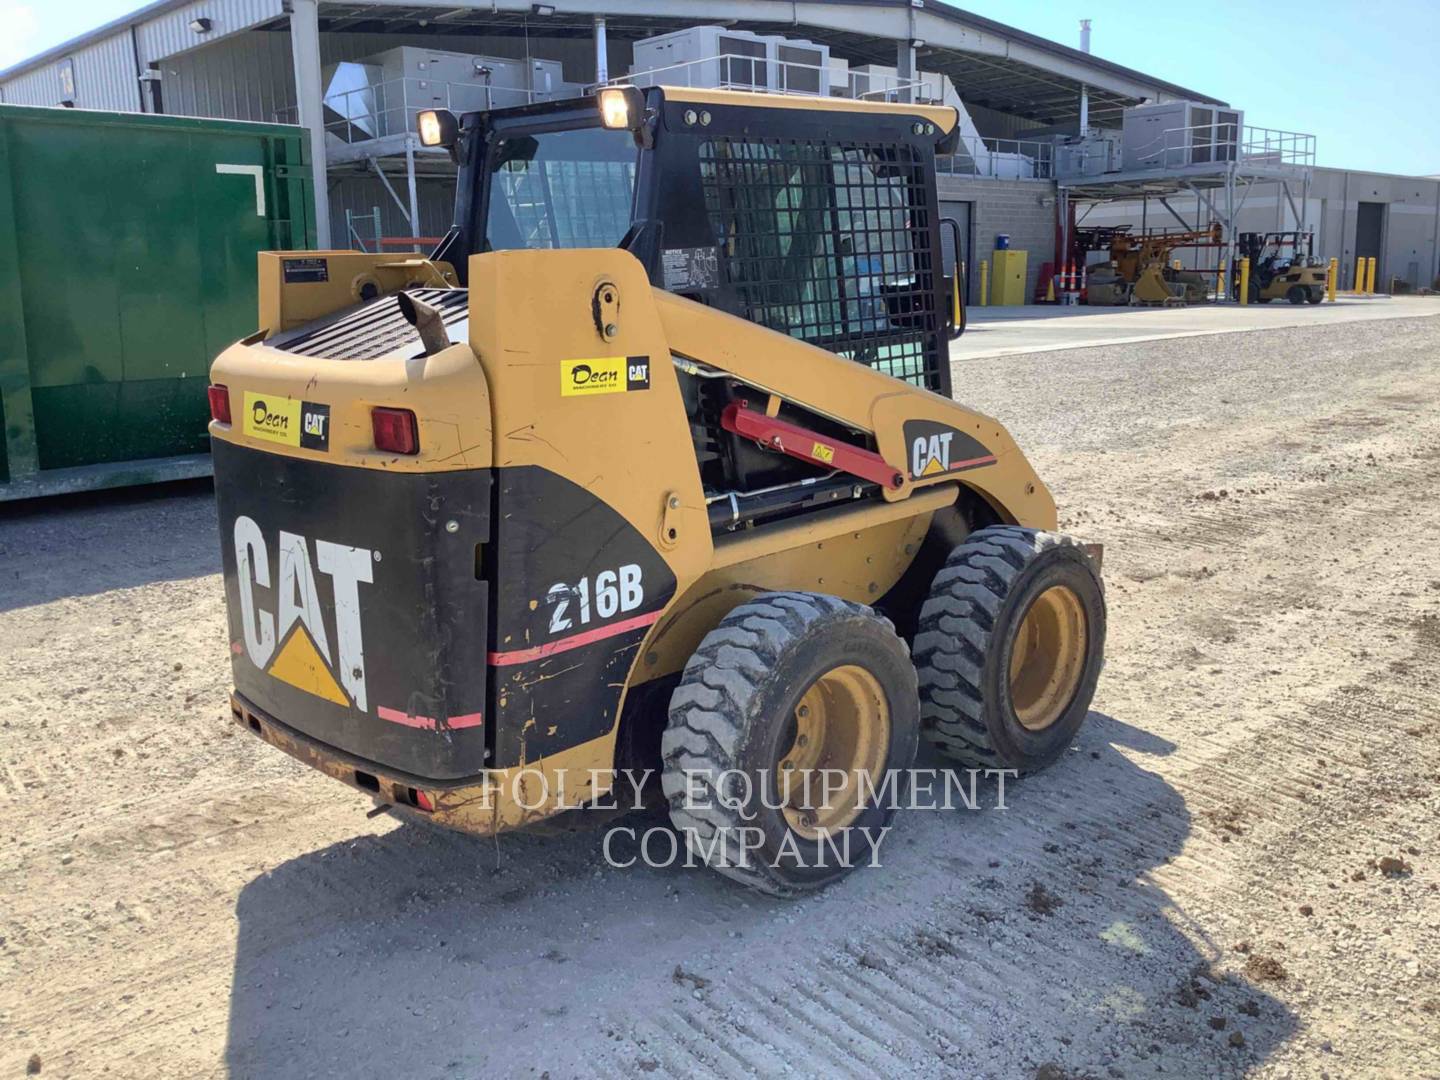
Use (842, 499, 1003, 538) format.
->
(1235, 231, 1327, 304)
(207, 84, 1105, 895)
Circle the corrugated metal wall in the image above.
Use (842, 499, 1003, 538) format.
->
(4, 22, 626, 119)
(135, 0, 285, 71)
(162, 30, 623, 125)
(0, 33, 143, 111)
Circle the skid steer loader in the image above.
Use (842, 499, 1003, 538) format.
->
(209, 85, 1106, 895)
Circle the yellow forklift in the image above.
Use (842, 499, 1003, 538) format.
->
(1235, 231, 1326, 304)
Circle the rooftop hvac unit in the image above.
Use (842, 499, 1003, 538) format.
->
(764, 37, 828, 96)
(1120, 101, 1243, 171)
(1052, 130, 1122, 179)
(628, 26, 830, 95)
(322, 47, 575, 141)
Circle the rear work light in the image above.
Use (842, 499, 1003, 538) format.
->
(372, 407, 419, 455)
(207, 384, 231, 425)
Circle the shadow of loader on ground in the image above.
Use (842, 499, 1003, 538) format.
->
(224, 711, 1296, 1078)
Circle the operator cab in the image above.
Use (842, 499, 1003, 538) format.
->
(419, 85, 964, 396)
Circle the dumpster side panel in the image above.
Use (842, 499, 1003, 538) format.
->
(0, 105, 314, 491)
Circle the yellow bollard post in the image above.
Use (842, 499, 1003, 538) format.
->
(1216, 266, 1226, 300)
(1353, 257, 1365, 294)
(979, 258, 989, 307)
(952, 268, 962, 325)
(1238, 256, 1250, 305)
(1327, 257, 1338, 303)
(1365, 256, 1378, 295)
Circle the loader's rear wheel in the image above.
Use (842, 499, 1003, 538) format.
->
(1286, 285, 1308, 305)
(915, 526, 1105, 772)
(1306, 287, 1323, 305)
(661, 592, 919, 896)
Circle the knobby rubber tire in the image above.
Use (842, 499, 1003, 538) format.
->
(660, 591, 919, 896)
(915, 526, 1105, 772)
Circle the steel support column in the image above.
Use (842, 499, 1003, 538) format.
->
(896, 40, 915, 103)
(405, 142, 420, 250)
(594, 15, 609, 83)
(289, 0, 331, 248)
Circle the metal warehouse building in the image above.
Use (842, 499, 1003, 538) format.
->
(3, 0, 1436, 296)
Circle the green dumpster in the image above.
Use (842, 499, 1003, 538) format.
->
(0, 104, 315, 500)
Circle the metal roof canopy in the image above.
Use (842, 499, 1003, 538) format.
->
(3, 0, 1222, 129)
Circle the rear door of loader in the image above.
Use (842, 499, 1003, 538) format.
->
(214, 439, 493, 782)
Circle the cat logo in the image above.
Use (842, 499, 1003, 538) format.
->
(903, 419, 998, 480)
(912, 430, 955, 477)
(232, 515, 373, 711)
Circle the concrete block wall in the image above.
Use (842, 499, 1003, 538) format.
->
(938, 176, 1058, 305)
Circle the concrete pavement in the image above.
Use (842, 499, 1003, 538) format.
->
(952, 294, 1440, 361)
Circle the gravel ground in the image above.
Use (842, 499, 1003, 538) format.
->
(1, 314, 1438, 1079)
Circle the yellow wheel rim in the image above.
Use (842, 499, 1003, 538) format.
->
(777, 665, 889, 839)
(1008, 585, 1087, 732)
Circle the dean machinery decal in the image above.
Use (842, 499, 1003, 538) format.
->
(560, 356, 651, 397)
(243, 392, 330, 451)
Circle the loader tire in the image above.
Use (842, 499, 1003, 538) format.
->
(1286, 284, 1308, 305)
(916, 526, 1105, 773)
(661, 592, 919, 897)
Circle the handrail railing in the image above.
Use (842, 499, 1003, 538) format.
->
(1128, 121, 1316, 170)
(608, 53, 934, 102)
(939, 136, 1053, 180)
(275, 77, 552, 140)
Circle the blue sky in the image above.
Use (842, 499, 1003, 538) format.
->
(3, 0, 1436, 175)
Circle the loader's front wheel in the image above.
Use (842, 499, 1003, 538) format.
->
(916, 527, 1105, 772)
(661, 592, 919, 896)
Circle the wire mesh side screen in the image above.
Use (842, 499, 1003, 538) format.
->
(698, 137, 945, 394)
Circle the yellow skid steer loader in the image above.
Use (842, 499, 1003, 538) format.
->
(208, 85, 1105, 894)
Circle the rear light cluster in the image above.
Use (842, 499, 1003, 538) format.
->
(213, 388, 417, 455)
(372, 407, 419, 455)
(207, 384, 231, 425)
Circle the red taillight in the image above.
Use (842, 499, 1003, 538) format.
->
(413, 789, 434, 812)
(372, 407, 419, 455)
(207, 384, 232, 425)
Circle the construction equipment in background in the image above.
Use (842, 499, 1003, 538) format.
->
(208, 85, 1105, 897)
(1234, 231, 1327, 304)
(1073, 223, 1223, 305)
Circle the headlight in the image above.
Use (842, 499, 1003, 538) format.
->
(597, 86, 643, 131)
(417, 109, 458, 148)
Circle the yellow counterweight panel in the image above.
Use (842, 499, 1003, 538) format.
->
(209, 339, 492, 473)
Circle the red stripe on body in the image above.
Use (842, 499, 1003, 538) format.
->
(488, 609, 662, 666)
(377, 707, 484, 731)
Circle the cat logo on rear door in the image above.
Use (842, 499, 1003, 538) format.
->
(232, 515, 372, 710)
(903, 419, 998, 479)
